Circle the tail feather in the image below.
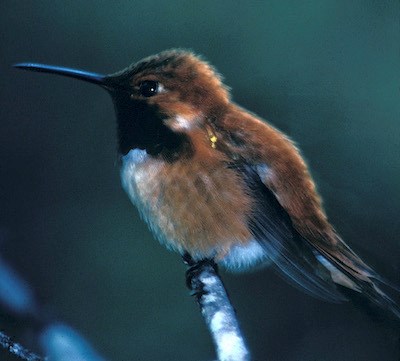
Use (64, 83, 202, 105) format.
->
(301, 230, 400, 322)
(366, 279, 400, 320)
(370, 273, 400, 294)
(336, 277, 400, 326)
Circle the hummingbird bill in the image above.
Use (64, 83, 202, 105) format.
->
(14, 49, 400, 320)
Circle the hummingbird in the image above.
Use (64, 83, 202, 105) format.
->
(14, 49, 400, 320)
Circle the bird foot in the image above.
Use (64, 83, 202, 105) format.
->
(184, 256, 218, 298)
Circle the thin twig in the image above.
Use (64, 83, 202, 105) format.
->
(183, 254, 251, 361)
(0, 330, 46, 361)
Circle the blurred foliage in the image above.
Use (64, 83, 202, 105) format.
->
(0, 1, 399, 360)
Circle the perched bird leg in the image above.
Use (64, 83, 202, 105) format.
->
(183, 253, 218, 297)
(182, 253, 251, 361)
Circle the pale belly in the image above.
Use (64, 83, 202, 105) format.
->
(120, 149, 268, 270)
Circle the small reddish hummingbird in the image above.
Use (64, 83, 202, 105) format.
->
(15, 49, 399, 319)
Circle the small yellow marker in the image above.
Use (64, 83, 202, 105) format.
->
(210, 135, 218, 148)
(206, 125, 218, 149)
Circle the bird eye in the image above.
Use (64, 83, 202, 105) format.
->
(139, 80, 159, 97)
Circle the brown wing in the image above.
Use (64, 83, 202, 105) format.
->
(248, 123, 376, 285)
(221, 106, 375, 284)
(229, 162, 346, 302)
(220, 107, 400, 318)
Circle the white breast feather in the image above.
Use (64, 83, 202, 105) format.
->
(120, 149, 184, 252)
(120, 149, 270, 270)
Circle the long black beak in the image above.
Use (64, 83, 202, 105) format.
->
(13, 63, 115, 90)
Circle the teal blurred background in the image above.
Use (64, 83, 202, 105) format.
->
(1, 1, 399, 360)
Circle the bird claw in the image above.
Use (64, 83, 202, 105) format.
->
(185, 258, 218, 298)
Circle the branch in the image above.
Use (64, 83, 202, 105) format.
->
(183, 254, 251, 361)
(0, 253, 107, 361)
(0, 330, 45, 361)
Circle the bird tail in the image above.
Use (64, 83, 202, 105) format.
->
(360, 277, 400, 320)
(337, 269, 400, 323)
(310, 233, 400, 322)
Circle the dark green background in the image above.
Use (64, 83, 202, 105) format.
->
(1, 1, 399, 360)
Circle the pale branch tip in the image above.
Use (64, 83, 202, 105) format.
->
(0, 330, 46, 361)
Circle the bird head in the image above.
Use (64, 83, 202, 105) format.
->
(15, 49, 231, 159)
